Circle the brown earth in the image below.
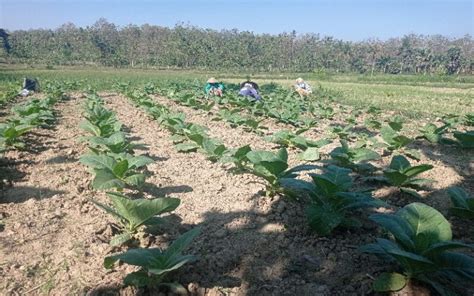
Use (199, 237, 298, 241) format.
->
(0, 92, 472, 296)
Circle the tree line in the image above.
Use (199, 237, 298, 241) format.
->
(0, 19, 472, 74)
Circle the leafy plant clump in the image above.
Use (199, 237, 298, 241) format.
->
(0, 122, 33, 150)
(104, 227, 200, 290)
(92, 192, 180, 246)
(329, 140, 380, 173)
(447, 186, 474, 219)
(360, 202, 474, 295)
(305, 165, 386, 235)
(417, 123, 449, 143)
(383, 155, 433, 198)
(80, 153, 153, 190)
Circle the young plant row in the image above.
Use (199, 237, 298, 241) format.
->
(0, 82, 21, 107)
(78, 92, 200, 292)
(144, 81, 473, 161)
(0, 84, 67, 152)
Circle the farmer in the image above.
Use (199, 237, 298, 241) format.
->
(294, 77, 312, 97)
(204, 77, 224, 97)
(19, 77, 40, 97)
(238, 80, 261, 101)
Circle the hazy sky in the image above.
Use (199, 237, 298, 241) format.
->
(1, 0, 472, 40)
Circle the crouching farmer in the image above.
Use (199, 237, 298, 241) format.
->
(238, 81, 261, 101)
(294, 78, 312, 97)
(205, 78, 224, 97)
(20, 77, 40, 97)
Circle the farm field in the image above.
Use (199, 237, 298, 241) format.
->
(0, 70, 473, 296)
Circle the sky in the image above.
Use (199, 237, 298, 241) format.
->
(0, 0, 472, 41)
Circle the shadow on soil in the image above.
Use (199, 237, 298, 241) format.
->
(0, 186, 65, 203)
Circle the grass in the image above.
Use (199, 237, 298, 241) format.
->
(0, 65, 472, 117)
(316, 81, 473, 118)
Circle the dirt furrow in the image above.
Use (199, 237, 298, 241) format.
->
(0, 95, 127, 295)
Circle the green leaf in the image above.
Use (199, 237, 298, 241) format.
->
(276, 148, 288, 162)
(79, 120, 101, 136)
(124, 174, 146, 188)
(351, 147, 380, 162)
(107, 192, 180, 231)
(399, 202, 452, 251)
(92, 168, 125, 190)
(403, 164, 433, 177)
(453, 131, 474, 148)
(306, 203, 343, 236)
(400, 187, 423, 198)
(105, 248, 162, 269)
(80, 154, 115, 170)
(447, 187, 470, 207)
(122, 270, 152, 287)
(390, 155, 411, 171)
(110, 232, 133, 246)
(423, 241, 474, 258)
(373, 272, 407, 292)
(128, 155, 154, 169)
(369, 214, 415, 250)
(175, 142, 199, 152)
(113, 159, 129, 178)
(297, 147, 320, 161)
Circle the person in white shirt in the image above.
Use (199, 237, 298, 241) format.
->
(294, 77, 312, 97)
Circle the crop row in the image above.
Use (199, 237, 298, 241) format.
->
(77, 92, 200, 292)
(0, 83, 68, 152)
(118, 83, 473, 294)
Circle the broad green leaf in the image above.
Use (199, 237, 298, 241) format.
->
(80, 154, 115, 170)
(453, 131, 474, 148)
(403, 164, 433, 177)
(400, 187, 423, 198)
(175, 142, 199, 152)
(306, 203, 343, 236)
(107, 192, 180, 230)
(447, 187, 470, 208)
(113, 159, 129, 178)
(105, 248, 164, 269)
(352, 147, 380, 162)
(123, 271, 151, 287)
(423, 241, 474, 258)
(110, 232, 133, 246)
(124, 174, 146, 188)
(389, 155, 411, 171)
(128, 155, 154, 169)
(297, 147, 320, 161)
(276, 148, 288, 162)
(369, 214, 415, 250)
(399, 203, 452, 251)
(92, 168, 125, 190)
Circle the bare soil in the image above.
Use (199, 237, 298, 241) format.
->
(0, 92, 472, 296)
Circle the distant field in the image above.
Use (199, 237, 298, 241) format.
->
(1, 66, 473, 117)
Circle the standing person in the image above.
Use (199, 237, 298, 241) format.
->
(238, 80, 261, 101)
(294, 78, 312, 97)
(204, 77, 224, 97)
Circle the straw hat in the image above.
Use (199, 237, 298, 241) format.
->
(207, 77, 218, 83)
(296, 77, 304, 83)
